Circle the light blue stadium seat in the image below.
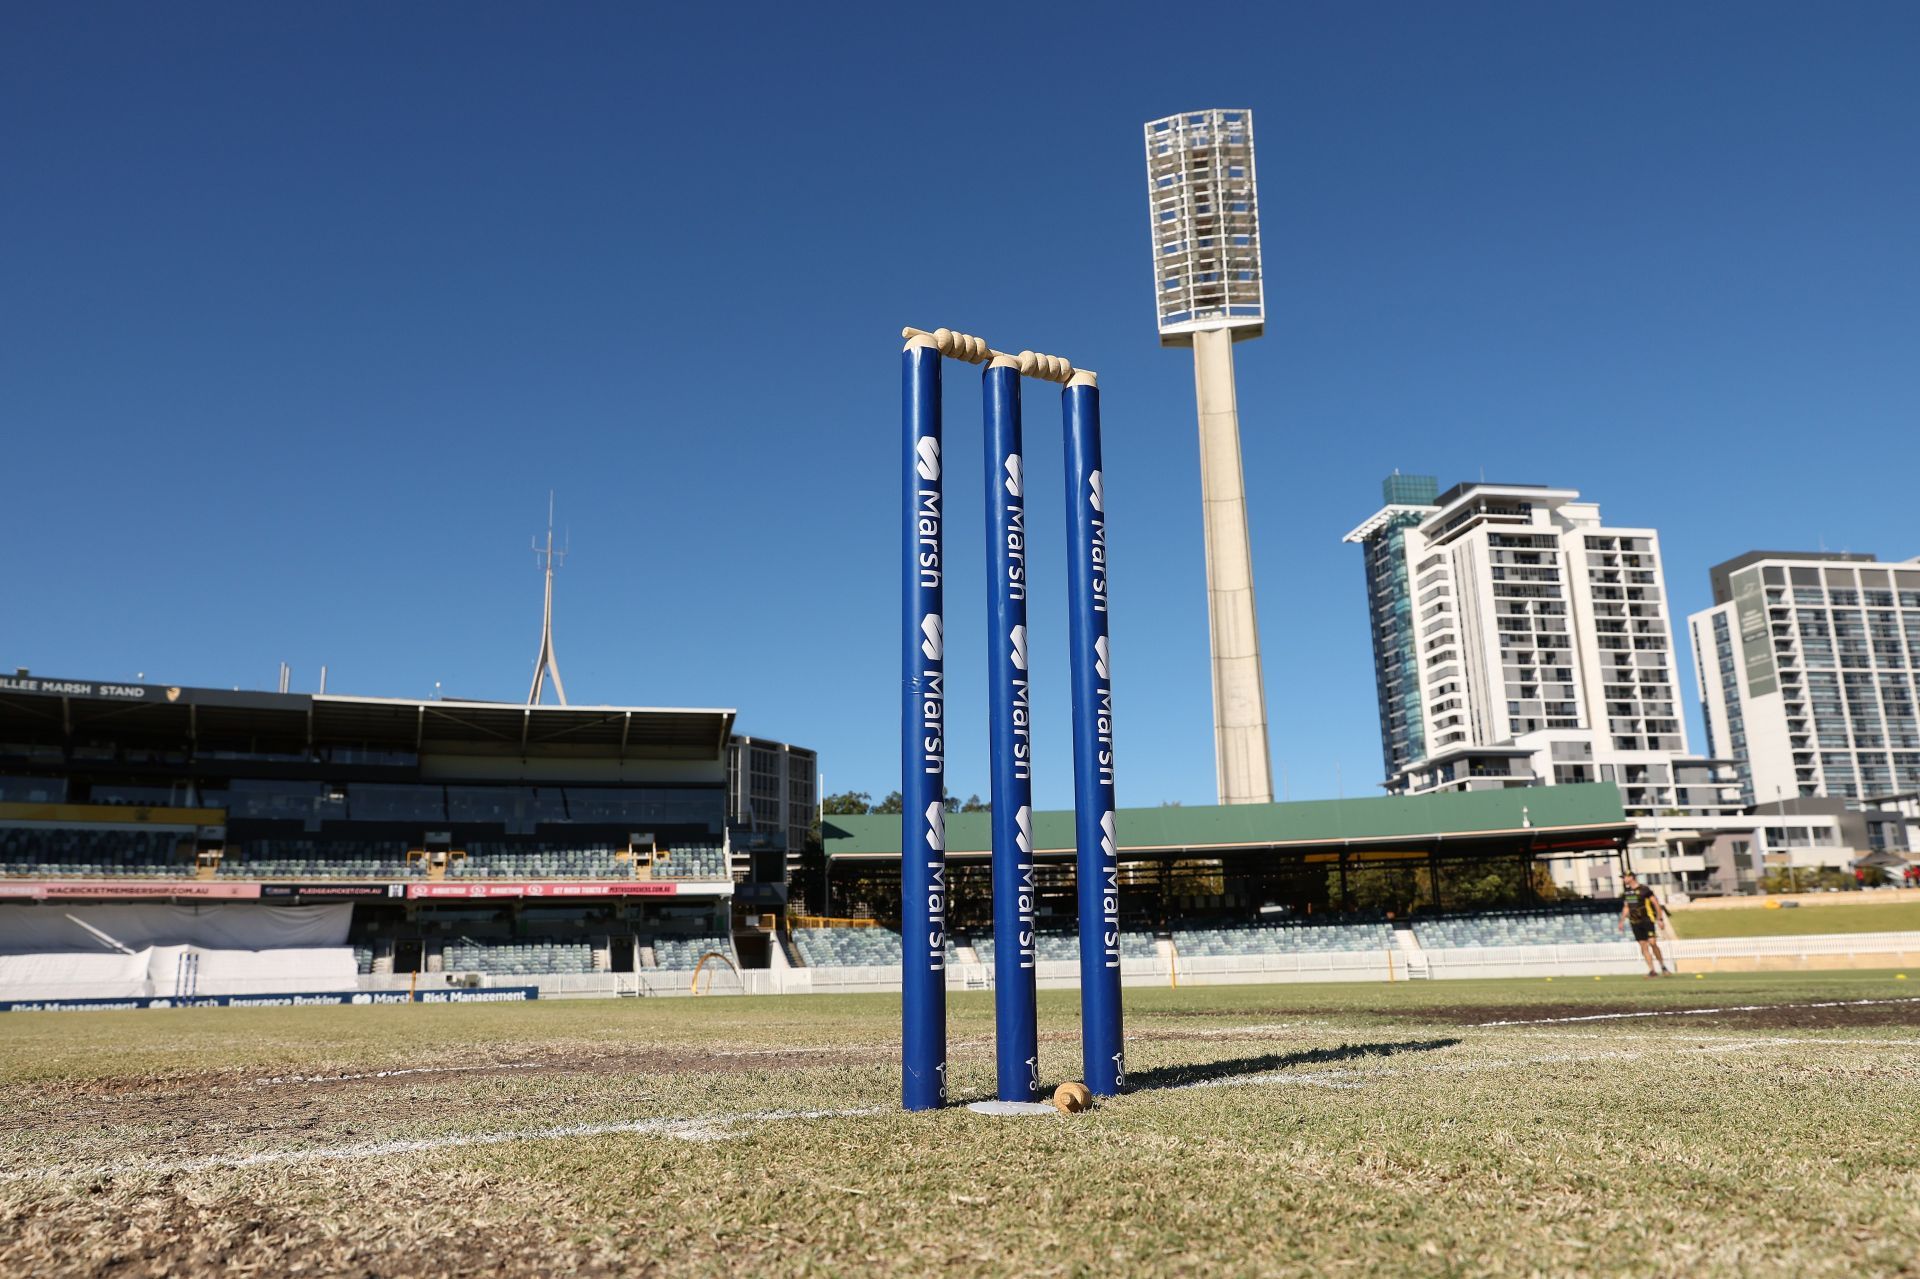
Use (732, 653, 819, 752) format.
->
(1170, 919, 1395, 957)
(1411, 907, 1618, 949)
(792, 927, 900, 968)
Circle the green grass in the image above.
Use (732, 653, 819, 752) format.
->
(1670, 900, 1920, 938)
(2, 973, 1917, 1277)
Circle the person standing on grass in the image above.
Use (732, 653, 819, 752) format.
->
(1617, 872, 1673, 977)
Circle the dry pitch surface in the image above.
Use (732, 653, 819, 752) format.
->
(4, 972, 1919, 1277)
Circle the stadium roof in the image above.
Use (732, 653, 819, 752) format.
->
(0, 674, 734, 758)
(823, 783, 1630, 860)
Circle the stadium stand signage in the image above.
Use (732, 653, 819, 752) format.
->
(260, 883, 406, 900)
(0, 986, 540, 1013)
(0, 675, 171, 701)
(0, 881, 262, 900)
(406, 881, 729, 899)
(0, 674, 294, 710)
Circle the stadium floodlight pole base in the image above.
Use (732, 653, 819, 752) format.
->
(965, 1100, 1059, 1118)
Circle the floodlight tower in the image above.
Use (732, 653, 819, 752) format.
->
(1144, 109, 1274, 805)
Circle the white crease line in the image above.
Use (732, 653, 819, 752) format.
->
(0, 1105, 887, 1184)
(17, 1032, 1915, 1184)
(1473, 996, 1920, 1027)
(1685, 1040, 1802, 1054)
(254, 1062, 543, 1087)
(1489, 1030, 1920, 1048)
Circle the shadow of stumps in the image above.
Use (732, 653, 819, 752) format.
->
(1123, 1037, 1463, 1091)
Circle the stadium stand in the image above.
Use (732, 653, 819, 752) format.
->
(1171, 918, 1394, 956)
(220, 838, 414, 879)
(442, 938, 595, 976)
(455, 842, 626, 879)
(352, 945, 375, 974)
(650, 933, 734, 970)
(652, 842, 728, 880)
(1412, 906, 1619, 949)
(805, 928, 1159, 968)
(968, 930, 1162, 963)
(0, 827, 189, 878)
(792, 927, 899, 968)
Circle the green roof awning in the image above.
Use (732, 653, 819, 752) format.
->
(823, 783, 1629, 859)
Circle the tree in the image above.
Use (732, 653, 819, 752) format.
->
(821, 791, 872, 816)
(960, 793, 989, 813)
(873, 791, 905, 815)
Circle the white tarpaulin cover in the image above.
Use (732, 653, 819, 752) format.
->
(0, 902, 352, 951)
(0, 945, 357, 1000)
(0, 950, 151, 1000)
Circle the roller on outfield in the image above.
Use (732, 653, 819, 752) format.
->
(900, 325, 1125, 1111)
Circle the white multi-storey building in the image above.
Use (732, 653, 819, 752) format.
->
(1688, 552, 1920, 808)
(1348, 482, 1758, 896)
(1354, 483, 1732, 812)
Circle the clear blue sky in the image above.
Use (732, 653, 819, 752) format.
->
(4, 3, 1917, 810)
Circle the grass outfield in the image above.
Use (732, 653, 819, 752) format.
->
(1669, 900, 1920, 939)
(3, 974, 1917, 1277)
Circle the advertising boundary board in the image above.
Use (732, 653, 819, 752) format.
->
(0, 882, 263, 901)
(260, 884, 406, 900)
(406, 881, 730, 899)
(0, 986, 540, 1013)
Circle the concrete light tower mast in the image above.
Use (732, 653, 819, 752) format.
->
(1144, 109, 1273, 805)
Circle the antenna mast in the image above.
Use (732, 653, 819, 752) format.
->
(527, 491, 569, 706)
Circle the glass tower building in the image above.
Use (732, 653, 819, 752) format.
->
(1343, 474, 1440, 779)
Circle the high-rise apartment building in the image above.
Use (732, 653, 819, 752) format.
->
(1346, 481, 1738, 821)
(1343, 474, 1440, 780)
(1688, 552, 1920, 807)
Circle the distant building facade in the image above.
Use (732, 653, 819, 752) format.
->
(725, 735, 818, 877)
(1346, 481, 1726, 811)
(1344, 473, 1441, 781)
(1346, 479, 1773, 896)
(1688, 552, 1920, 808)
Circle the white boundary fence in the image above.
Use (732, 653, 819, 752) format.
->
(7, 932, 1917, 1004)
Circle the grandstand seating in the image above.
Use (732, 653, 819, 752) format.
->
(808, 928, 1159, 968)
(792, 927, 900, 968)
(0, 830, 733, 883)
(651, 933, 734, 970)
(442, 938, 595, 976)
(1412, 907, 1619, 949)
(352, 945, 375, 974)
(969, 930, 1161, 963)
(0, 827, 189, 877)
(1171, 919, 1394, 957)
(651, 843, 728, 881)
(220, 839, 414, 879)
(456, 842, 626, 879)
